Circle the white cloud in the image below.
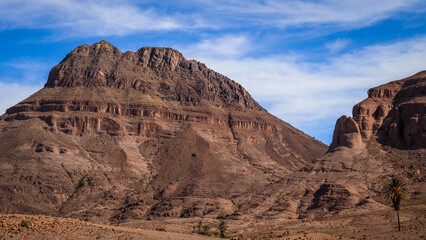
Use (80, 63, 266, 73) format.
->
(0, 82, 42, 115)
(0, 0, 422, 38)
(0, 0, 185, 37)
(180, 34, 426, 143)
(182, 35, 251, 59)
(268, 0, 418, 28)
(326, 39, 351, 53)
(2, 60, 51, 84)
(0, 60, 50, 114)
(192, 0, 423, 30)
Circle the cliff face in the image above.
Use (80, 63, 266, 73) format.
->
(329, 115, 364, 149)
(304, 72, 425, 222)
(6, 41, 267, 137)
(0, 41, 327, 222)
(330, 71, 426, 150)
(41, 40, 261, 110)
(1, 42, 424, 224)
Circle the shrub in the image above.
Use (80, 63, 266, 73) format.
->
(197, 220, 203, 233)
(202, 225, 211, 236)
(21, 220, 31, 228)
(218, 220, 227, 238)
(194, 221, 212, 236)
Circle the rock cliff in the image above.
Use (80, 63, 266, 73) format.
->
(1, 41, 423, 225)
(320, 73, 425, 220)
(0, 41, 327, 222)
(330, 71, 426, 150)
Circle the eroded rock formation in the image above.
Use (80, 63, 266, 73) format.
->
(1, 41, 423, 224)
(330, 115, 364, 149)
(0, 41, 327, 222)
(330, 71, 426, 150)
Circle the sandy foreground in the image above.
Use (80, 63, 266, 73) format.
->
(0, 205, 425, 240)
(0, 214, 211, 240)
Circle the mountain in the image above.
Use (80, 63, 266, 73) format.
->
(229, 71, 425, 221)
(309, 71, 425, 216)
(1, 41, 424, 227)
(0, 41, 327, 222)
(330, 71, 426, 150)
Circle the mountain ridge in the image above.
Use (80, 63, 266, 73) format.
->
(0, 41, 327, 222)
(330, 70, 426, 150)
(0, 41, 424, 230)
(42, 40, 263, 111)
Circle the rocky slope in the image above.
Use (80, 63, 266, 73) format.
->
(0, 41, 327, 222)
(1, 41, 423, 227)
(315, 72, 426, 219)
(330, 71, 425, 150)
(231, 72, 425, 222)
(0, 214, 213, 240)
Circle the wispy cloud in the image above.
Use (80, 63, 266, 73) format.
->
(0, 0, 186, 37)
(0, 60, 50, 114)
(0, 0, 422, 39)
(0, 82, 42, 115)
(190, 0, 423, 30)
(0, 58, 53, 85)
(2, 60, 50, 84)
(182, 35, 252, 59)
(326, 39, 351, 53)
(181, 34, 426, 144)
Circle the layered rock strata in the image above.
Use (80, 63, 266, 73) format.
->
(0, 41, 327, 221)
(2, 41, 422, 224)
(330, 71, 426, 150)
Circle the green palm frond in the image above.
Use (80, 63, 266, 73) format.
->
(385, 177, 407, 211)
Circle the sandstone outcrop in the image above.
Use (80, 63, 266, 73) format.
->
(330, 71, 426, 150)
(322, 73, 425, 220)
(1, 41, 424, 225)
(0, 41, 327, 222)
(329, 115, 364, 150)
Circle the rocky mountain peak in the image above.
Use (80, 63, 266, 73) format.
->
(0, 41, 329, 222)
(367, 80, 403, 99)
(45, 40, 185, 88)
(330, 71, 425, 150)
(136, 46, 185, 71)
(43, 41, 261, 110)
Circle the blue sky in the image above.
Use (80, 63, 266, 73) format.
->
(1, 0, 426, 145)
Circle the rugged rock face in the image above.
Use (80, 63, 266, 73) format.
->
(2, 41, 423, 225)
(330, 71, 426, 150)
(0, 41, 327, 222)
(41, 40, 261, 110)
(321, 72, 425, 220)
(329, 115, 364, 150)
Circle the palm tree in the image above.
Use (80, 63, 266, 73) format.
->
(385, 177, 407, 231)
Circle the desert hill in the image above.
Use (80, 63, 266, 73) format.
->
(331, 70, 426, 150)
(306, 71, 425, 216)
(202, 71, 425, 221)
(0, 41, 327, 223)
(0, 41, 424, 239)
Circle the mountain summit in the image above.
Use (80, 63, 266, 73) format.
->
(0, 41, 326, 221)
(43, 40, 262, 110)
(331, 71, 426, 150)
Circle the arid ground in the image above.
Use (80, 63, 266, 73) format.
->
(0, 42, 424, 240)
(1, 203, 424, 240)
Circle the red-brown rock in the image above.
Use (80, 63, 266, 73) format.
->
(330, 115, 364, 150)
(330, 71, 426, 150)
(0, 41, 327, 222)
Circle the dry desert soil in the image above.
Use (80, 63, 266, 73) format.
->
(1, 204, 425, 240)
